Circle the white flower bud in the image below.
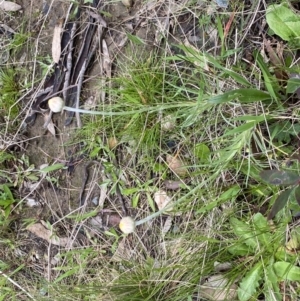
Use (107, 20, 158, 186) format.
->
(119, 216, 136, 234)
(48, 97, 65, 113)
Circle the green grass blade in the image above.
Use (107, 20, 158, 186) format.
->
(208, 88, 271, 104)
(40, 163, 65, 173)
(254, 51, 279, 100)
(223, 121, 257, 137)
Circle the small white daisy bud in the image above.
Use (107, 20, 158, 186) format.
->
(119, 216, 136, 234)
(48, 97, 65, 113)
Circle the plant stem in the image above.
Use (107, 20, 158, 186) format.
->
(62, 102, 196, 116)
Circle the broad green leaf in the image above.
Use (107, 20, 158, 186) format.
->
(0, 199, 14, 207)
(260, 170, 300, 185)
(253, 213, 272, 249)
(230, 217, 257, 249)
(264, 261, 282, 301)
(2, 185, 14, 201)
(266, 3, 300, 42)
(194, 143, 210, 162)
(208, 89, 271, 104)
(227, 243, 253, 256)
(238, 262, 263, 301)
(90, 146, 101, 158)
(273, 261, 300, 281)
(40, 163, 65, 173)
(218, 185, 240, 201)
(0, 151, 13, 163)
(268, 188, 293, 220)
(286, 77, 300, 94)
(26, 174, 39, 181)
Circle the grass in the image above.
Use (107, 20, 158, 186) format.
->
(1, 0, 300, 300)
(0, 67, 22, 119)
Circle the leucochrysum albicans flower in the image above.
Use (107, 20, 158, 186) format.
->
(119, 195, 176, 234)
(119, 216, 136, 234)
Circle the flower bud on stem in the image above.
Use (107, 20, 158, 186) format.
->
(48, 97, 106, 115)
(119, 200, 176, 234)
(48, 97, 140, 116)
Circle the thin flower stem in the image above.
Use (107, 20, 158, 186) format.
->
(62, 102, 195, 116)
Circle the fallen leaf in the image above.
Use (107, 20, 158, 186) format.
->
(23, 181, 40, 192)
(108, 137, 118, 149)
(263, 37, 288, 82)
(111, 237, 134, 261)
(166, 154, 188, 177)
(89, 215, 103, 229)
(102, 39, 111, 78)
(0, 1, 22, 11)
(214, 261, 232, 272)
(87, 11, 107, 27)
(91, 196, 99, 206)
(286, 227, 300, 250)
(200, 274, 238, 301)
(39, 163, 48, 170)
(27, 222, 70, 246)
(52, 19, 63, 64)
(154, 190, 173, 211)
(98, 183, 108, 208)
(161, 114, 175, 131)
(162, 216, 173, 236)
(47, 119, 56, 136)
(164, 180, 183, 190)
(89, 212, 121, 229)
(0, 23, 15, 34)
(83, 95, 96, 110)
(25, 198, 39, 207)
(50, 253, 60, 266)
